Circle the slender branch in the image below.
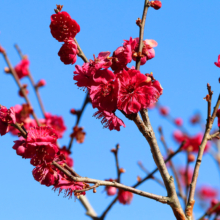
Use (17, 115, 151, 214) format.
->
(98, 196, 118, 220)
(68, 39, 90, 151)
(135, 109, 186, 220)
(208, 131, 220, 140)
(186, 88, 220, 219)
(198, 202, 220, 220)
(14, 44, 46, 117)
(111, 144, 121, 183)
(68, 93, 90, 150)
(64, 164, 81, 177)
(75, 183, 99, 193)
(138, 161, 164, 187)
(74, 38, 89, 63)
(79, 196, 97, 218)
(207, 83, 213, 126)
(158, 127, 185, 201)
(11, 123, 27, 138)
(1, 49, 40, 126)
(133, 141, 184, 188)
(185, 151, 190, 210)
(135, 0, 150, 70)
(52, 161, 170, 203)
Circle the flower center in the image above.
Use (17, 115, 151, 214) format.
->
(126, 84, 135, 93)
(102, 84, 112, 97)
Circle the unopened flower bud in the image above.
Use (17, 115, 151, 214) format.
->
(159, 107, 169, 116)
(70, 108, 80, 115)
(203, 94, 210, 102)
(36, 79, 46, 88)
(0, 45, 5, 54)
(111, 148, 117, 153)
(150, 1, 162, 10)
(93, 188, 97, 193)
(136, 18, 142, 27)
(119, 168, 126, 173)
(168, 149, 174, 155)
(19, 84, 29, 97)
(187, 146, 193, 152)
(54, 4, 63, 13)
(188, 154, 195, 163)
(137, 176, 142, 182)
(4, 67, 11, 73)
(174, 118, 183, 126)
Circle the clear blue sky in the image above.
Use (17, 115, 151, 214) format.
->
(0, 1, 220, 219)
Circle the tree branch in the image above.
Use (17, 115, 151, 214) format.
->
(111, 144, 121, 183)
(1, 48, 41, 126)
(158, 127, 185, 201)
(14, 44, 46, 117)
(68, 39, 90, 151)
(52, 161, 170, 203)
(11, 123, 27, 138)
(136, 109, 186, 220)
(135, 0, 150, 70)
(186, 87, 220, 219)
(133, 141, 184, 188)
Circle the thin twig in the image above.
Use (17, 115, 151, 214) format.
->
(198, 201, 220, 220)
(208, 131, 220, 140)
(186, 88, 220, 219)
(11, 123, 27, 138)
(52, 161, 170, 203)
(14, 44, 46, 117)
(135, 0, 150, 70)
(185, 151, 190, 208)
(133, 141, 184, 188)
(68, 93, 90, 151)
(158, 127, 185, 201)
(1, 49, 40, 126)
(138, 161, 164, 187)
(98, 196, 118, 220)
(68, 39, 90, 151)
(111, 144, 121, 183)
(135, 110, 186, 220)
(75, 183, 99, 193)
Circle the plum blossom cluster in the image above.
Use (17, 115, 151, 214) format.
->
(49, 5, 163, 131)
(73, 37, 163, 131)
(13, 126, 85, 198)
(1, 105, 80, 198)
(50, 8, 80, 65)
(173, 130, 210, 153)
(8, 104, 66, 139)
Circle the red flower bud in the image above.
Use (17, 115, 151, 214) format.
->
(188, 154, 195, 163)
(159, 107, 169, 116)
(150, 1, 162, 10)
(174, 118, 183, 126)
(0, 45, 5, 54)
(36, 79, 46, 88)
(19, 84, 29, 97)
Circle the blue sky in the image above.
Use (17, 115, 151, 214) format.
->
(0, 1, 220, 219)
